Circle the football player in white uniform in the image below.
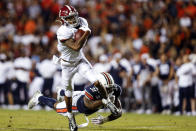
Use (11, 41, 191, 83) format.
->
(28, 73, 122, 130)
(54, 5, 99, 131)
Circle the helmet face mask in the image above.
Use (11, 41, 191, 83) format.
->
(106, 86, 114, 94)
(59, 5, 79, 28)
(62, 14, 79, 28)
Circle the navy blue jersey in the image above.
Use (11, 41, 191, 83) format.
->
(141, 63, 155, 72)
(77, 84, 122, 115)
(158, 61, 171, 80)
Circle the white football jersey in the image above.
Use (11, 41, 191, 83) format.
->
(56, 17, 88, 62)
(0, 61, 7, 83)
(37, 59, 57, 78)
(177, 62, 196, 87)
(14, 57, 32, 83)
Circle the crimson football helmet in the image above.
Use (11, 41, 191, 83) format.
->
(59, 5, 79, 28)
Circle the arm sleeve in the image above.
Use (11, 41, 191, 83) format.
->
(176, 68, 182, 76)
(176, 65, 189, 76)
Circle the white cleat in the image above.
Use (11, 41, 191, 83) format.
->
(28, 90, 43, 109)
(56, 86, 65, 102)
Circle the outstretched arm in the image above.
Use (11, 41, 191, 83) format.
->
(103, 98, 122, 122)
(94, 80, 121, 116)
(83, 96, 103, 110)
(91, 98, 122, 125)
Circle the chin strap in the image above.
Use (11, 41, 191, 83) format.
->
(78, 115, 89, 128)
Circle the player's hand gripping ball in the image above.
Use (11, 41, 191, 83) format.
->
(74, 29, 85, 41)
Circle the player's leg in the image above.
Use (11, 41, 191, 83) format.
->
(28, 91, 77, 113)
(61, 68, 74, 112)
(189, 84, 196, 116)
(56, 91, 81, 116)
(57, 88, 81, 131)
(61, 66, 77, 131)
(28, 90, 57, 109)
(133, 81, 143, 113)
(78, 59, 98, 84)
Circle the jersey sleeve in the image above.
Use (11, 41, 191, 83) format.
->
(176, 67, 182, 76)
(79, 17, 89, 27)
(56, 26, 73, 41)
(84, 84, 94, 100)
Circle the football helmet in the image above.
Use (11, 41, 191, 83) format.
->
(59, 5, 79, 28)
(98, 72, 115, 90)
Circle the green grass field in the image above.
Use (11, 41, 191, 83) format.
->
(0, 109, 196, 131)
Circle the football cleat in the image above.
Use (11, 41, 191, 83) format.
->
(56, 86, 65, 102)
(68, 114, 78, 131)
(28, 90, 43, 109)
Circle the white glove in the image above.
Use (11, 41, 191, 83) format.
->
(106, 101, 120, 115)
(102, 97, 119, 115)
(102, 98, 109, 105)
(79, 26, 91, 33)
(102, 94, 115, 105)
(91, 114, 104, 125)
(108, 94, 115, 103)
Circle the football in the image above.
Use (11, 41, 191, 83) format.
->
(74, 29, 85, 41)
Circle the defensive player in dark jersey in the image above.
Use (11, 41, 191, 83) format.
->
(28, 72, 122, 131)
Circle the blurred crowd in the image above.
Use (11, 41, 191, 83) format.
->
(0, 0, 196, 115)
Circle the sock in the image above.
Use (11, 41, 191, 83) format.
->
(67, 112, 73, 119)
(60, 90, 65, 96)
(38, 96, 56, 109)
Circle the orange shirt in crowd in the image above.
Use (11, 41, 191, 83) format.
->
(51, 2, 60, 15)
(143, 17, 153, 30)
(185, 5, 196, 18)
(41, 0, 53, 9)
(140, 45, 149, 55)
(24, 20, 36, 34)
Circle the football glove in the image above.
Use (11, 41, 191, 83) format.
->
(102, 98, 119, 116)
(106, 101, 120, 116)
(79, 26, 91, 33)
(91, 114, 104, 125)
(108, 93, 115, 103)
